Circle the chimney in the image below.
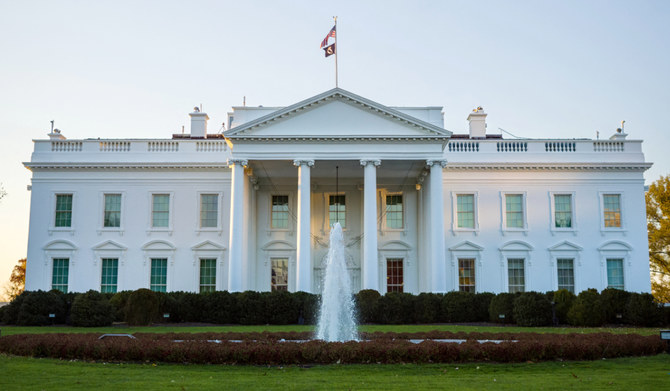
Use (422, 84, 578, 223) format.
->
(189, 106, 209, 138)
(610, 120, 628, 140)
(467, 106, 487, 138)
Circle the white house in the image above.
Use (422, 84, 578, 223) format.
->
(23, 88, 652, 295)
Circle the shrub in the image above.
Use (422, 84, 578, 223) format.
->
(600, 288, 630, 324)
(203, 290, 239, 324)
(552, 289, 576, 324)
(355, 289, 381, 323)
(1, 290, 30, 324)
(16, 290, 67, 326)
(293, 291, 318, 325)
(126, 289, 159, 326)
(377, 292, 416, 324)
(513, 292, 552, 326)
(70, 290, 114, 327)
(266, 291, 299, 324)
(441, 291, 476, 323)
(567, 289, 605, 327)
(237, 291, 268, 325)
(109, 291, 132, 322)
(489, 293, 516, 324)
(414, 293, 442, 323)
(473, 292, 495, 321)
(624, 293, 662, 326)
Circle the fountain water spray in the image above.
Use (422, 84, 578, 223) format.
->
(315, 222, 358, 341)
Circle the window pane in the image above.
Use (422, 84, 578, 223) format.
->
(150, 258, 167, 292)
(104, 194, 121, 227)
(152, 194, 170, 228)
(508, 258, 525, 293)
(271, 195, 289, 229)
(52, 258, 69, 293)
(200, 194, 218, 228)
(606, 258, 624, 290)
(457, 194, 474, 228)
(101, 258, 118, 293)
(557, 258, 574, 293)
(505, 194, 524, 228)
(458, 258, 475, 292)
(55, 194, 73, 227)
(199, 258, 217, 293)
(554, 195, 572, 228)
(386, 258, 404, 293)
(271, 258, 288, 291)
(386, 194, 403, 229)
(329, 195, 346, 228)
(603, 194, 621, 228)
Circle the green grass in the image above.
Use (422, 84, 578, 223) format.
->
(0, 353, 668, 390)
(0, 324, 661, 336)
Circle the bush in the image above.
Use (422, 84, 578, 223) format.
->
(1, 290, 30, 324)
(414, 293, 442, 323)
(441, 291, 476, 323)
(355, 289, 381, 323)
(203, 291, 239, 324)
(625, 293, 662, 326)
(489, 293, 516, 324)
(552, 289, 576, 324)
(16, 290, 67, 326)
(266, 291, 299, 325)
(513, 292, 552, 326)
(377, 292, 416, 324)
(237, 291, 268, 325)
(600, 288, 631, 324)
(126, 289, 159, 326)
(567, 289, 605, 327)
(473, 292, 495, 322)
(70, 290, 114, 327)
(293, 291, 318, 325)
(109, 291, 132, 322)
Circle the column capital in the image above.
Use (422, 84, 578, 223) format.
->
(360, 159, 381, 167)
(227, 158, 248, 167)
(426, 159, 447, 168)
(293, 159, 315, 167)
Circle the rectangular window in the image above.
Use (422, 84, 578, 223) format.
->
(271, 195, 289, 229)
(199, 258, 216, 293)
(271, 258, 288, 291)
(150, 258, 167, 292)
(200, 194, 218, 228)
(505, 194, 524, 228)
(104, 194, 121, 228)
(52, 258, 69, 293)
(386, 258, 404, 293)
(55, 194, 73, 227)
(606, 258, 624, 290)
(508, 258, 525, 293)
(458, 258, 475, 292)
(557, 258, 574, 293)
(457, 194, 475, 228)
(603, 194, 621, 228)
(329, 194, 346, 228)
(385, 194, 403, 229)
(152, 194, 170, 228)
(101, 258, 118, 293)
(554, 194, 572, 228)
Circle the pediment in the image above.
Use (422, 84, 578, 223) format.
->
(141, 240, 176, 251)
(548, 240, 583, 252)
(92, 240, 127, 252)
(191, 240, 226, 251)
(43, 240, 77, 251)
(261, 240, 295, 251)
(225, 88, 450, 140)
(379, 240, 412, 251)
(449, 240, 484, 252)
(499, 240, 534, 252)
(598, 240, 632, 252)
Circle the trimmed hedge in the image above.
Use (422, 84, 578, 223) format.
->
(70, 290, 114, 327)
(513, 292, 552, 327)
(126, 289, 159, 326)
(568, 289, 606, 327)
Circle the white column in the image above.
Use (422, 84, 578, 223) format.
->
(294, 159, 314, 293)
(427, 159, 447, 293)
(227, 158, 247, 292)
(361, 159, 381, 291)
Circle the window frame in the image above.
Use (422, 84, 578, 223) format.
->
(500, 192, 528, 233)
(507, 258, 526, 293)
(451, 192, 479, 234)
(271, 257, 289, 292)
(51, 257, 70, 293)
(382, 192, 405, 231)
(327, 192, 347, 229)
(150, 257, 168, 292)
(269, 193, 292, 231)
(556, 258, 575, 293)
(49, 192, 76, 234)
(606, 258, 625, 290)
(458, 258, 476, 293)
(385, 258, 404, 293)
(97, 192, 126, 234)
(196, 191, 223, 233)
(549, 192, 577, 234)
(599, 192, 625, 233)
(146, 192, 173, 234)
(199, 258, 217, 293)
(100, 258, 119, 293)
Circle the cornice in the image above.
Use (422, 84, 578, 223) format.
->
(24, 162, 230, 171)
(226, 135, 449, 142)
(443, 162, 653, 171)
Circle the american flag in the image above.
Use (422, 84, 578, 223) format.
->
(320, 25, 336, 48)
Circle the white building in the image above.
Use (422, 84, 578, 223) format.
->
(24, 88, 652, 295)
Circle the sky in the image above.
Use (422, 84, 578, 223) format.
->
(0, 0, 668, 297)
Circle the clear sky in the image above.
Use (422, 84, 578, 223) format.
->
(0, 0, 668, 297)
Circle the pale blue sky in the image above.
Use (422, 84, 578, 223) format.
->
(0, 0, 668, 294)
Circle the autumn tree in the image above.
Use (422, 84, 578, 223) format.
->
(647, 176, 670, 302)
(3, 258, 26, 300)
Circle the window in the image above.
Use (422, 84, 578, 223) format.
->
(458, 258, 475, 292)
(150, 258, 167, 292)
(603, 194, 621, 228)
(151, 194, 169, 228)
(199, 258, 216, 293)
(55, 194, 73, 227)
(271, 258, 288, 291)
(457, 194, 475, 228)
(52, 258, 69, 293)
(606, 258, 624, 290)
(554, 194, 572, 228)
(200, 194, 218, 228)
(385, 194, 403, 229)
(104, 194, 121, 228)
(329, 194, 345, 228)
(508, 258, 525, 293)
(101, 258, 118, 293)
(271, 195, 289, 229)
(505, 194, 524, 228)
(386, 258, 403, 293)
(557, 258, 574, 293)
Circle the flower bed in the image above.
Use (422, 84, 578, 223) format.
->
(0, 332, 663, 365)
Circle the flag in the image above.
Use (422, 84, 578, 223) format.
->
(323, 43, 336, 57)
(320, 25, 336, 48)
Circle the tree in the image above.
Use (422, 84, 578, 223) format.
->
(3, 258, 26, 300)
(647, 176, 670, 302)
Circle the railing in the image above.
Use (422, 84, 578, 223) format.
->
(593, 141, 624, 152)
(148, 141, 179, 152)
(100, 141, 131, 152)
(545, 141, 576, 152)
(496, 141, 528, 152)
(196, 140, 227, 152)
(448, 141, 479, 152)
(51, 141, 82, 152)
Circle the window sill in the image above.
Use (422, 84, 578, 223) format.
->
(97, 228, 124, 236)
(48, 228, 75, 236)
(600, 228, 627, 236)
(501, 228, 528, 236)
(267, 228, 293, 236)
(147, 228, 173, 236)
(196, 228, 223, 236)
(380, 228, 407, 236)
(452, 228, 479, 236)
(550, 228, 578, 236)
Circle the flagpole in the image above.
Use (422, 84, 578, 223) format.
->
(334, 16, 338, 88)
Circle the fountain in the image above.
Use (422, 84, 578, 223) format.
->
(315, 222, 358, 341)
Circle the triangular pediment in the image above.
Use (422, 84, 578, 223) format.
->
(224, 88, 451, 140)
(449, 240, 484, 252)
(548, 240, 583, 252)
(191, 240, 226, 251)
(92, 240, 127, 252)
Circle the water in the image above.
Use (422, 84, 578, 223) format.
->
(315, 222, 359, 341)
